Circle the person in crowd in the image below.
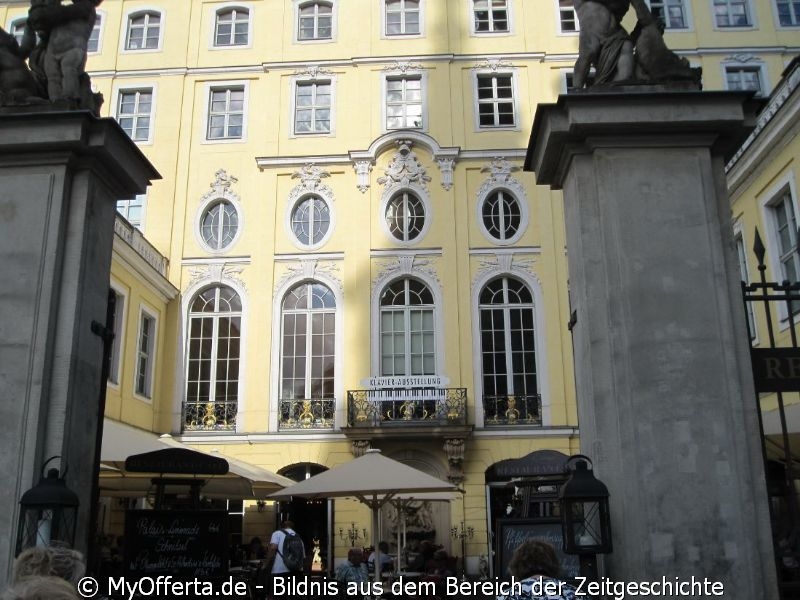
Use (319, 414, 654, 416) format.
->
(367, 541, 394, 574)
(0, 575, 79, 600)
(420, 549, 454, 599)
(11, 546, 85, 587)
(248, 536, 266, 560)
(497, 540, 577, 600)
(408, 540, 436, 572)
(335, 547, 369, 585)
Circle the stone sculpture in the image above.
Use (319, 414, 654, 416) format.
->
(0, 0, 103, 114)
(572, 0, 701, 89)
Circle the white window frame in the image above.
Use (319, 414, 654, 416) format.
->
(88, 10, 105, 54)
(116, 194, 147, 231)
(383, 0, 424, 38)
(470, 267, 551, 427)
(285, 185, 336, 250)
(121, 7, 165, 53)
(476, 184, 529, 246)
(210, 3, 253, 49)
(469, 0, 513, 35)
(113, 85, 156, 144)
(472, 68, 520, 131)
(733, 222, 758, 343)
(774, 0, 800, 27)
(556, 0, 579, 34)
(382, 69, 428, 132)
(290, 76, 336, 137)
(760, 171, 800, 325)
(202, 81, 249, 144)
(107, 281, 128, 388)
(711, 0, 756, 29)
(722, 61, 768, 96)
(294, 0, 337, 43)
(134, 306, 158, 401)
(195, 197, 244, 256)
(645, 0, 693, 29)
(379, 184, 432, 246)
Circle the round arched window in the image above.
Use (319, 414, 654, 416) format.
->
(291, 195, 331, 247)
(482, 190, 521, 242)
(386, 190, 425, 242)
(200, 200, 239, 251)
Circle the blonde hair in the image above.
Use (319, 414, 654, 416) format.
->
(12, 547, 85, 587)
(0, 576, 79, 600)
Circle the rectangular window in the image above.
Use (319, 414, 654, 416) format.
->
(386, 76, 423, 129)
(386, 0, 420, 35)
(772, 190, 800, 283)
(116, 89, 152, 142)
(126, 12, 161, 50)
(294, 81, 331, 134)
(215, 8, 249, 46)
(10, 20, 26, 46)
(116, 195, 146, 230)
(558, 0, 579, 31)
(88, 15, 102, 52)
(713, 0, 752, 26)
(776, 0, 800, 25)
(648, 0, 688, 28)
(135, 311, 156, 398)
(477, 74, 515, 127)
(735, 233, 757, 341)
(725, 66, 763, 94)
(108, 289, 125, 384)
(207, 86, 245, 140)
(474, 0, 509, 32)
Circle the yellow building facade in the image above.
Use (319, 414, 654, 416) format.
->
(2, 0, 797, 574)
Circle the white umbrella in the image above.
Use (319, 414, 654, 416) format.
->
(269, 449, 458, 584)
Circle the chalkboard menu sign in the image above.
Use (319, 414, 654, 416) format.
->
(124, 510, 229, 578)
(496, 519, 579, 580)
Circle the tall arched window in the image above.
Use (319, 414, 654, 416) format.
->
(479, 277, 539, 423)
(380, 278, 435, 375)
(280, 283, 336, 428)
(184, 286, 241, 431)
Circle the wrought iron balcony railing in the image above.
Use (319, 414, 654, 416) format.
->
(183, 400, 237, 432)
(346, 388, 467, 426)
(482, 394, 542, 426)
(279, 398, 335, 430)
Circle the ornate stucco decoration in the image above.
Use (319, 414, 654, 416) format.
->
(473, 57, 513, 72)
(436, 158, 455, 191)
(294, 65, 335, 80)
(377, 140, 432, 193)
(351, 440, 372, 457)
(725, 53, 760, 64)
(372, 254, 441, 289)
(186, 262, 247, 291)
(274, 259, 343, 299)
(353, 160, 373, 193)
(288, 164, 334, 205)
(383, 61, 424, 73)
(474, 253, 539, 286)
(477, 157, 526, 200)
(200, 169, 240, 205)
(444, 438, 467, 483)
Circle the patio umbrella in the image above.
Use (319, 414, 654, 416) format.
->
(268, 449, 458, 584)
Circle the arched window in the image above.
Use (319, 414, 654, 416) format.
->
(215, 7, 249, 46)
(184, 286, 241, 431)
(386, 190, 425, 242)
(298, 1, 332, 40)
(380, 278, 434, 375)
(126, 11, 161, 50)
(479, 277, 539, 422)
(280, 282, 336, 404)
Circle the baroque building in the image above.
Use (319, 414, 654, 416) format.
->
(2, 0, 797, 576)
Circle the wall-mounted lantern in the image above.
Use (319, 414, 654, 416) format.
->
(559, 455, 612, 556)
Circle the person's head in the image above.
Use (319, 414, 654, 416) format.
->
(419, 540, 434, 556)
(12, 546, 85, 587)
(250, 537, 262, 547)
(378, 541, 389, 554)
(0, 576, 79, 600)
(282, 520, 295, 529)
(507, 540, 561, 579)
(347, 547, 364, 565)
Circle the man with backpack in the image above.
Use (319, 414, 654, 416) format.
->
(266, 519, 306, 595)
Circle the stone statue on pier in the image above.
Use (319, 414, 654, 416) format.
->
(0, 0, 103, 114)
(572, 0, 701, 90)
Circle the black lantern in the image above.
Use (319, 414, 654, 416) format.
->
(16, 463, 79, 555)
(559, 455, 612, 555)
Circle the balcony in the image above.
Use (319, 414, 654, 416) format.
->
(278, 398, 335, 430)
(183, 401, 237, 432)
(482, 394, 542, 426)
(347, 387, 467, 427)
